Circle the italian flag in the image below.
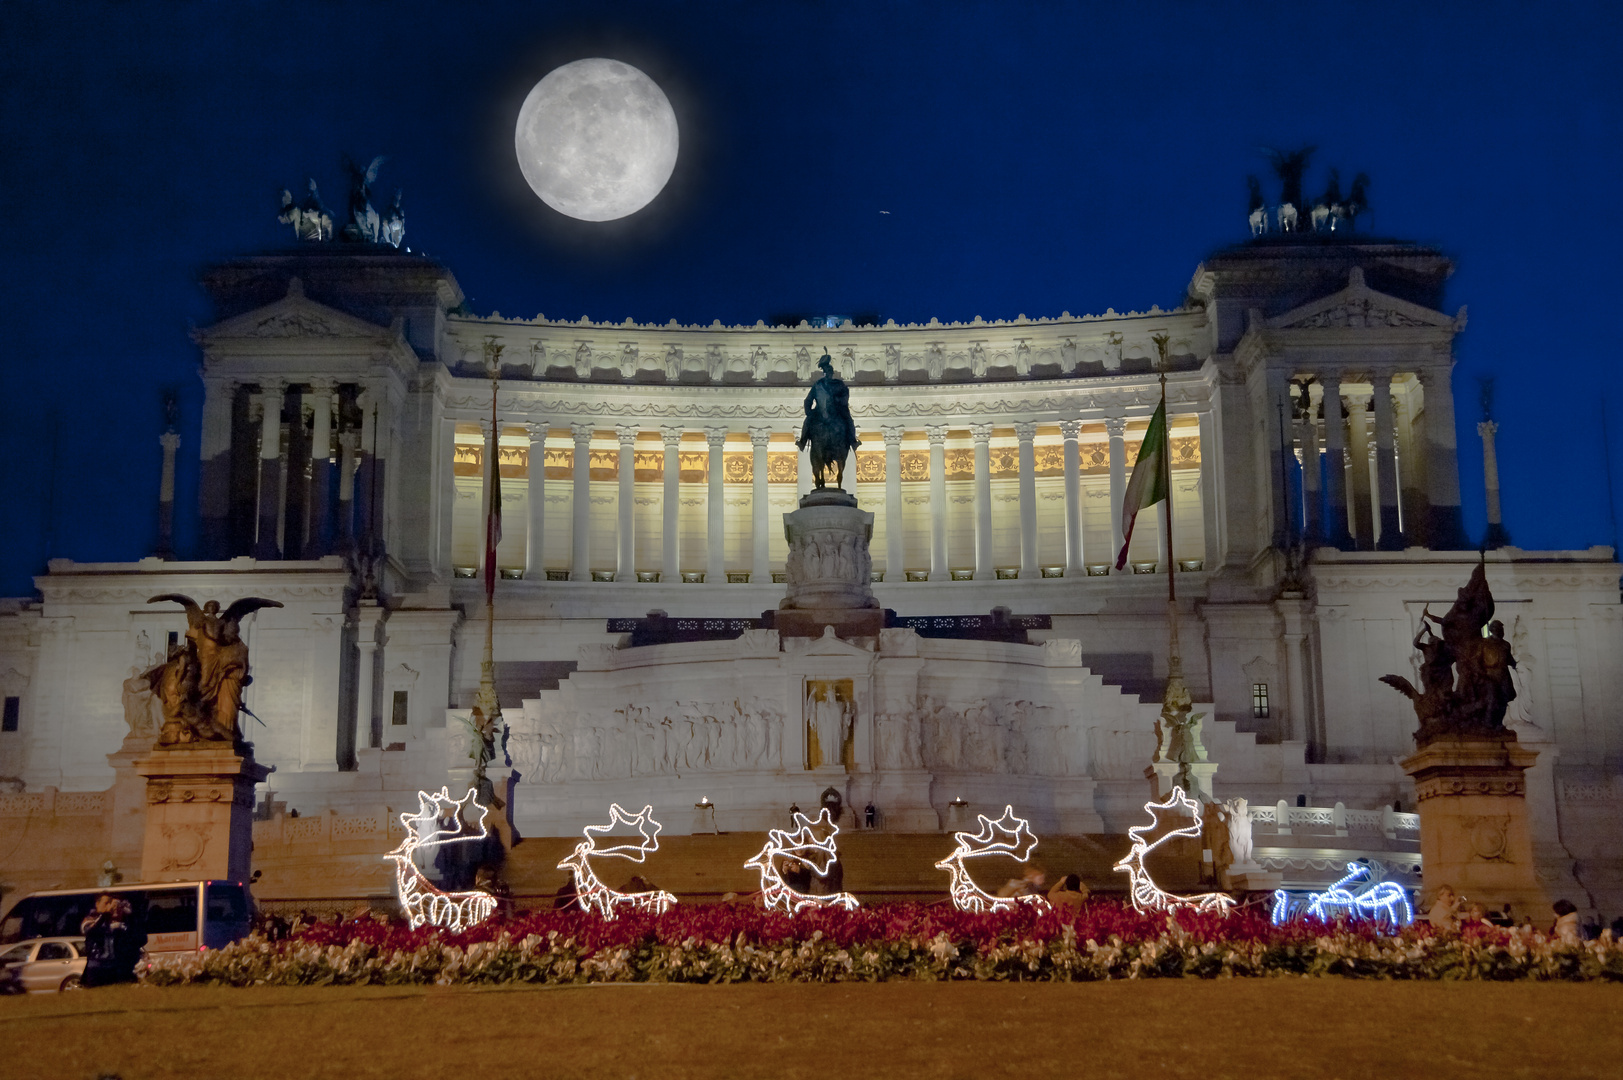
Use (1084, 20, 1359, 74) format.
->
(1114, 401, 1168, 570)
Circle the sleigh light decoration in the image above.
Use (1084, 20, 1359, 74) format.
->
(384, 787, 499, 932)
(558, 803, 678, 919)
(1271, 861, 1413, 930)
(1113, 786, 1236, 916)
(744, 808, 860, 913)
(934, 805, 1050, 913)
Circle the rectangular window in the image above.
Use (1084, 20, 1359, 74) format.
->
(1251, 683, 1270, 719)
(1, 697, 17, 732)
(391, 690, 409, 726)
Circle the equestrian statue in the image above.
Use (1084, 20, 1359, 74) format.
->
(797, 351, 861, 489)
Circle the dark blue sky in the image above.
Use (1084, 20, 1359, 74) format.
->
(2, 1, 1620, 595)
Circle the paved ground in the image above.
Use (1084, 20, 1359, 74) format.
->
(1, 979, 1617, 1079)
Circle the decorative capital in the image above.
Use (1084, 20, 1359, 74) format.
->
(159, 431, 182, 452)
(704, 426, 729, 449)
(524, 420, 547, 442)
(969, 423, 994, 442)
(570, 421, 595, 444)
(306, 376, 335, 393)
(880, 425, 907, 445)
(1477, 420, 1498, 439)
(1058, 419, 1082, 440)
(615, 424, 640, 446)
(1104, 417, 1128, 438)
(1013, 421, 1039, 442)
(924, 425, 949, 446)
(748, 426, 773, 448)
(660, 425, 684, 448)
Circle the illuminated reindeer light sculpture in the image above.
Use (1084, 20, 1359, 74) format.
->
(384, 787, 499, 932)
(935, 805, 1050, 913)
(1113, 786, 1237, 916)
(745, 808, 860, 913)
(558, 803, 678, 919)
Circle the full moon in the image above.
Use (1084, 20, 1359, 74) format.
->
(514, 58, 679, 222)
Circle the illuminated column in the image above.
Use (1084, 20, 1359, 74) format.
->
(305, 378, 333, 558)
(971, 423, 994, 580)
(1417, 363, 1468, 549)
(796, 440, 813, 501)
(353, 603, 384, 753)
(570, 422, 592, 581)
(926, 425, 948, 580)
(1320, 373, 1354, 549)
(1105, 416, 1127, 573)
(479, 418, 497, 577)
(524, 421, 546, 579)
(253, 379, 285, 560)
(1059, 420, 1083, 576)
(1015, 422, 1039, 578)
(660, 426, 682, 580)
(339, 428, 360, 554)
(155, 426, 181, 560)
(1479, 419, 1509, 549)
(615, 425, 637, 581)
(1371, 373, 1405, 549)
(882, 425, 905, 581)
(750, 427, 772, 583)
(198, 375, 236, 558)
(1197, 408, 1220, 571)
(1299, 388, 1322, 546)
(1344, 390, 1373, 548)
(705, 427, 727, 585)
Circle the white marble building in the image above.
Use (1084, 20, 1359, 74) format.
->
(1, 237, 1620, 907)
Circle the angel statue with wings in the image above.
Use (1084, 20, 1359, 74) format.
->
(145, 594, 282, 746)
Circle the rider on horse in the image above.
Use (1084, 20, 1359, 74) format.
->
(797, 351, 861, 489)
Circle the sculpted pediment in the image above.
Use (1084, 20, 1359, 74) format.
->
(1268, 267, 1460, 332)
(196, 278, 397, 344)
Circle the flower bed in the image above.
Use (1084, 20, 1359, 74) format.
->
(142, 903, 1623, 987)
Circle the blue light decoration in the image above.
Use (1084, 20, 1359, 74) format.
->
(1271, 860, 1413, 930)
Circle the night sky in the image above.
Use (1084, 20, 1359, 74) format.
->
(2, 1, 1620, 596)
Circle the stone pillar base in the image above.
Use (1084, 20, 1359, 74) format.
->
(135, 745, 270, 884)
(1148, 761, 1217, 803)
(1400, 732, 1548, 915)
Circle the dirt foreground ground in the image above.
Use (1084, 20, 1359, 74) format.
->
(1, 979, 1618, 1080)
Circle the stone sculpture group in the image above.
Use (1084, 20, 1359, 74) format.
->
(142, 594, 283, 747)
(1380, 560, 1518, 743)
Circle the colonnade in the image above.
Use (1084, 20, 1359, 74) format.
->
(452, 412, 1213, 583)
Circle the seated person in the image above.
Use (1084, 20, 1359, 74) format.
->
(1425, 885, 1460, 932)
(1047, 873, 1089, 911)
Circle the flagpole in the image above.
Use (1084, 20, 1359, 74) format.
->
(473, 346, 503, 817)
(1152, 333, 1194, 797)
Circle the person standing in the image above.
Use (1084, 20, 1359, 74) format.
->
(80, 894, 138, 987)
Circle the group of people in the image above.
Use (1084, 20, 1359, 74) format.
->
(1425, 884, 1612, 944)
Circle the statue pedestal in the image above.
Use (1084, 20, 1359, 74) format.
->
(1400, 732, 1548, 915)
(777, 489, 879, 639)
(134, 745, 270, 884)
(1148, 761, 1217, 803)
(1223, 862, 1283, 893)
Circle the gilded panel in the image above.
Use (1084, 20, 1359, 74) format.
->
(1171, 435, 1201, 467)
(987, 446, 1019, 479)
(898, 451, 929, 482)
(944, 449, 974, 480)
(723, 452, 752, 484)
(767, 452, 798, 484)
(454, 445, 532, 478)
(1033, 445, 1064, 477)
(855, 451, 884, 483)
(543, 447, 572, 480)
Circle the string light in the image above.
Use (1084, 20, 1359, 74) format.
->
(744, 808, 860, 913)
(1112, 786, 1236, 916)
(934, 804, 1050, 913)
(558, 803, 678, 919)
(383, 787, 498, 932)
(1271, 861, 1412, 930)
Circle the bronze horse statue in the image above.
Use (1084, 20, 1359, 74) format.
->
(797, 351, 861, 489)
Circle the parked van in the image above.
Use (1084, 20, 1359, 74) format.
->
(0, 881, 252, 954)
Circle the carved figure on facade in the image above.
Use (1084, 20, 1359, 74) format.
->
(120, 667, 164, 741)
(380, 189, 405, 248)
(1380, 561, 1518, 742)
(797, 352, 861, 489)
(510, 697, 787, 782)
(146, 594, 283, 746)
(278, 179, 333, 242)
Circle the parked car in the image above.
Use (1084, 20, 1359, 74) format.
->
(0, 936, 86, 993)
